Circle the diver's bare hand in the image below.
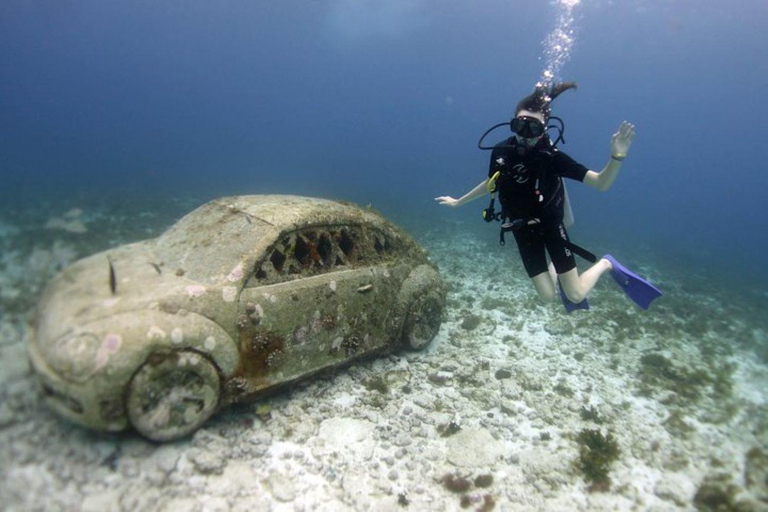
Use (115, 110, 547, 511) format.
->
(435, 196, 460, 208)
(611, 121, 635, 159)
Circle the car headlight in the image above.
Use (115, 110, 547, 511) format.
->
(49, 332, 101, 383)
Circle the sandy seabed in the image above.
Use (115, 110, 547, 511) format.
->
(1, 203, 767, 512)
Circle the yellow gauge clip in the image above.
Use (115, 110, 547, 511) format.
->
(487, 171, 500, 193)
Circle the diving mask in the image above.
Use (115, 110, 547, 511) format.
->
(511, 116, 545, 139)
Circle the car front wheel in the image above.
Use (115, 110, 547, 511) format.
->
(127, 350, 221, 442)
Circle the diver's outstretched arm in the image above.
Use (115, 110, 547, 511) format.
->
(435, 179, 489, 208)
(584, 121, 636, 192)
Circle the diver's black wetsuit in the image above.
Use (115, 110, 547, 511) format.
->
(488, 136, 588, 278)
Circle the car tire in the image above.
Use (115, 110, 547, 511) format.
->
(402, 289, 444, 351)
(126, 350, 221, 442)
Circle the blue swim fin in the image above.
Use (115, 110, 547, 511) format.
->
(604, 255, 662, 310)
(558, 281, 589, 313)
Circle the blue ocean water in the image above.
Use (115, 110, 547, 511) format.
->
(1, 0, 767, 285)
(4, 4, 768, 508)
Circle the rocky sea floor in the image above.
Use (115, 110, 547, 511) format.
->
(1, 197, 768, 511)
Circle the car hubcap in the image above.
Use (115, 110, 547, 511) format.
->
(127, 350, 221, 442)
(404, 293, 443, 350)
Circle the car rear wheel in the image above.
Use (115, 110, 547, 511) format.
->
(402, 290, 444, 350)
(127, 350, 221, 442)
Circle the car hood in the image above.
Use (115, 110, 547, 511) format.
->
(35, 240, 227, 345)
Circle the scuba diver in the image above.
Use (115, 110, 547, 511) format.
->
(435, 82, 661, 311)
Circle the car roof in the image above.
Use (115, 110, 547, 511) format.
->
(218, 195, 388, 230)
(154, 195, 396, 284)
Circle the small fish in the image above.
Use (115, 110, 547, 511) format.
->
(107, 256, 117, 295)
(243, 213, 252, 224)
(150, 262, 162, 275)
(357, 284, 374, 293)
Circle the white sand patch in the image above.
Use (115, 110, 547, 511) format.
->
(315, 417, 375, 460)
(447, 428, 506, 468)
(332, 392, 356, 409)
(45, 217, 88, 234)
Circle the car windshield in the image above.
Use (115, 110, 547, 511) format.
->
(155, 200, 272, 284)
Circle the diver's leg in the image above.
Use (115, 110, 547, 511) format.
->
(557, 259, 612, 303)
(531, 271, 558, 303)
(513, 226, 556, 302)
(545, 222, 611, 303)
(547, 261, 558, 287)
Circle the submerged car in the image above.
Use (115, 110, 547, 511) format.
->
(28, 195, 446, 441)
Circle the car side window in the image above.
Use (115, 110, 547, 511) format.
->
(248, 225, 399, 286)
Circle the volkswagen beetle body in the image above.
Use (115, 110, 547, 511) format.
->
(28, 195, 446, 441)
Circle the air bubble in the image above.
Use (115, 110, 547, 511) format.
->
(539, 0, 581, 87)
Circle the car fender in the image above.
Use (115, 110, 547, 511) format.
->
(397, 263, 445, 304)
(111, 309, 239, 377)
(39, 309, 240, 388)
(27, 309, 238, 432)
(134, 310, 239, 375)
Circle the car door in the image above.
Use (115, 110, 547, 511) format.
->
(235, 226, 398, 394)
